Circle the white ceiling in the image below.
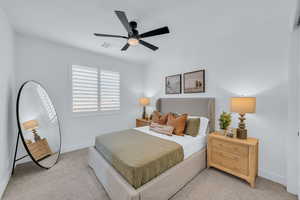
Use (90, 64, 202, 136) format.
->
(0, 0, 296, 63)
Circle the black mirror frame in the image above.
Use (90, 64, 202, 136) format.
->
(16, 80, 62, 169)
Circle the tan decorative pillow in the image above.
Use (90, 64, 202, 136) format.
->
(185, 118, 200, 137)
(150, 122, 174, 136)
(151, 111, 169, 125)
(167, 113, 188, 136)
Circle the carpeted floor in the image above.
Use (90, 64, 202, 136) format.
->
(3, 148, 297, 200)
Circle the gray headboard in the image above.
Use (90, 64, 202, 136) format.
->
(156, 98, 215, 132)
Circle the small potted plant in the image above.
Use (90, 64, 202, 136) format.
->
(219, 111, 232, 135)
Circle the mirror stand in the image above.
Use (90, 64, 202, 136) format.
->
(12, 131, 52, 175)
(12, 131, 29, 175)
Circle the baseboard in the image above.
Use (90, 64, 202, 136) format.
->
(259, 169, 286, 186)
(0, 172, 10, 199)
(61, 140, 93, 153)
(287, 185, 298, 195)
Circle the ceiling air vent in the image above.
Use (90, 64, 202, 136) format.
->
(101, 42, 111, 48)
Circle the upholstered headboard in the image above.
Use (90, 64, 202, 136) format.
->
(156, 98, 215, 132)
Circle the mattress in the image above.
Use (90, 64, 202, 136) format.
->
(94, 129, 184, 189)
(134, 126, 207, 159)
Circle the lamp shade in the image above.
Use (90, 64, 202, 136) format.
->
(139, 97, 150, 106)
(23, 120, 39, 131)
(230, 97, 256, 114)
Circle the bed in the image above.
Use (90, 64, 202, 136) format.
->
(88, 98, 215, 200)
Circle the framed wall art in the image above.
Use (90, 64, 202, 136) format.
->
(183, 70, 205, 93)
(165, 74, 182, 94)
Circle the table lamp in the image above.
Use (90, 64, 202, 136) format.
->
(139, 97, 150, 119)
(23, 120, 41, 142)
(230, 97, 256, 139)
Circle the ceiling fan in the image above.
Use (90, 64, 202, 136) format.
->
(94, 10, 170, 51)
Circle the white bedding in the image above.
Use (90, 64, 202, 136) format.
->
(134, 126, 207, 159)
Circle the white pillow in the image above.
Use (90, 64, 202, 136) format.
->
(188, 116, 210, 136)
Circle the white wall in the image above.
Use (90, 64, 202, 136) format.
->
(144, 0, 294, 185)
(0, 7, 15, 199)
(15, 33, 145, 154)
(287, 14, 299, 194)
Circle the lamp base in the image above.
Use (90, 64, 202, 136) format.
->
(236, 113, 247, 139)
(32, 129, 41, 142)
(142, 106, 146, 119)
(237, 128, 247, 139)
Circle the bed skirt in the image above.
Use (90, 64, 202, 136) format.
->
(88, 146, 207, 200)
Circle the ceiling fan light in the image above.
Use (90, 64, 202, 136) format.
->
(128, 38, 139, 46)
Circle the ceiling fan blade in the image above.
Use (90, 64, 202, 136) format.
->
(121, 43, 130, 51)
(94, 33, 127, 39)
(139, 26, 170, 38)
(114, 10, 133, 35)
(139, 40, 158, 51)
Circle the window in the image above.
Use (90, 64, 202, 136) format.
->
(100, 70, 120, 111)
(72, 65, 98, 113)
(37, 85, 57, 123)
(71, 65, 120, 113)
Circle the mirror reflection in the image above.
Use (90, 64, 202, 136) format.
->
(18, 81, 61, 168)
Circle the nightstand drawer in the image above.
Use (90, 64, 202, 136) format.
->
(211, 150, 248, 175)
(136, 119, 151, 127)
(212, 138, 249, 156)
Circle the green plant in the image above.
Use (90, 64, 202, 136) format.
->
(219, 111, 232, 130)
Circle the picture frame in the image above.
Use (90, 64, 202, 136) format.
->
(183, 70, 205, 93)
(165, 74, 182, 94)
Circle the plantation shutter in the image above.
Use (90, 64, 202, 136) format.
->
(37, 85, 57, 123)
(72, 65, 99, 112)
(100, 70, 120, 111)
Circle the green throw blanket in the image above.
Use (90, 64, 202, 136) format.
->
(95, 129, 184, 189)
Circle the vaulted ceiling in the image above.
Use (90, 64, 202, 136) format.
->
(0, 0, 296, 63)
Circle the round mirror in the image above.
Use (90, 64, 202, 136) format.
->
(16, 81, 61, 168)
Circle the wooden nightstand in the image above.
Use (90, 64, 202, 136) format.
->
(207, 132, 259, 187)
(136, 118, 151, 127)
(26, 138, 53, 161)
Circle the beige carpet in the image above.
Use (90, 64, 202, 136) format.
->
(3, 148, 297, 200)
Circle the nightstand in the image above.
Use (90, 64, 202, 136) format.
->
(136, 118, 151, 127)
(26, 138, 53, 161)
(207, 132, 259, 187)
